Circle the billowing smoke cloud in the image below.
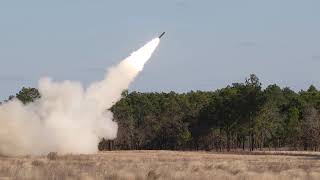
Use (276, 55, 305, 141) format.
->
(0, 38, 160, 156)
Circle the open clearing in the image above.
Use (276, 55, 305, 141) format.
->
(1, 150, 320, 180)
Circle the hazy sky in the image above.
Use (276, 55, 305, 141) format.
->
(1, 0, 320, 100)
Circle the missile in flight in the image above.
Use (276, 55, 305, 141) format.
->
(159, 32, 165, 39)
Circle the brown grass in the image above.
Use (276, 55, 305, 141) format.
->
(1, 150, 320, 180)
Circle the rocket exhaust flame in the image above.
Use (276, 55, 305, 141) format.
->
(0, 37, 161, 155)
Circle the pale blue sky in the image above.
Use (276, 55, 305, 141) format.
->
(1, 0, 320, 100)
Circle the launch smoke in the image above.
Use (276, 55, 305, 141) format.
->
(0, 38, 160, 155)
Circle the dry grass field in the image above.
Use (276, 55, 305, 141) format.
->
(1, 150, 320, 180)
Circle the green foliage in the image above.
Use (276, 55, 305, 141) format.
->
(108, 74, 320, 151)
(16, 87, 41, 104)
(1, 87, 40, 104)
(254, 100, 283, 148)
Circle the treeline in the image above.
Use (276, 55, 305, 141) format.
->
(2, 74, 320, 151)
(101, 74, 320, 151)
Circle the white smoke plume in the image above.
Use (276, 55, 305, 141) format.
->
(0, 38, 160, 156)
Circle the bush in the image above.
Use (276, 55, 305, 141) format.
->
(47, 152, 58, 160)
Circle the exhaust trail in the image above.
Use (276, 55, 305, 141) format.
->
(0, 37, 160, 156)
